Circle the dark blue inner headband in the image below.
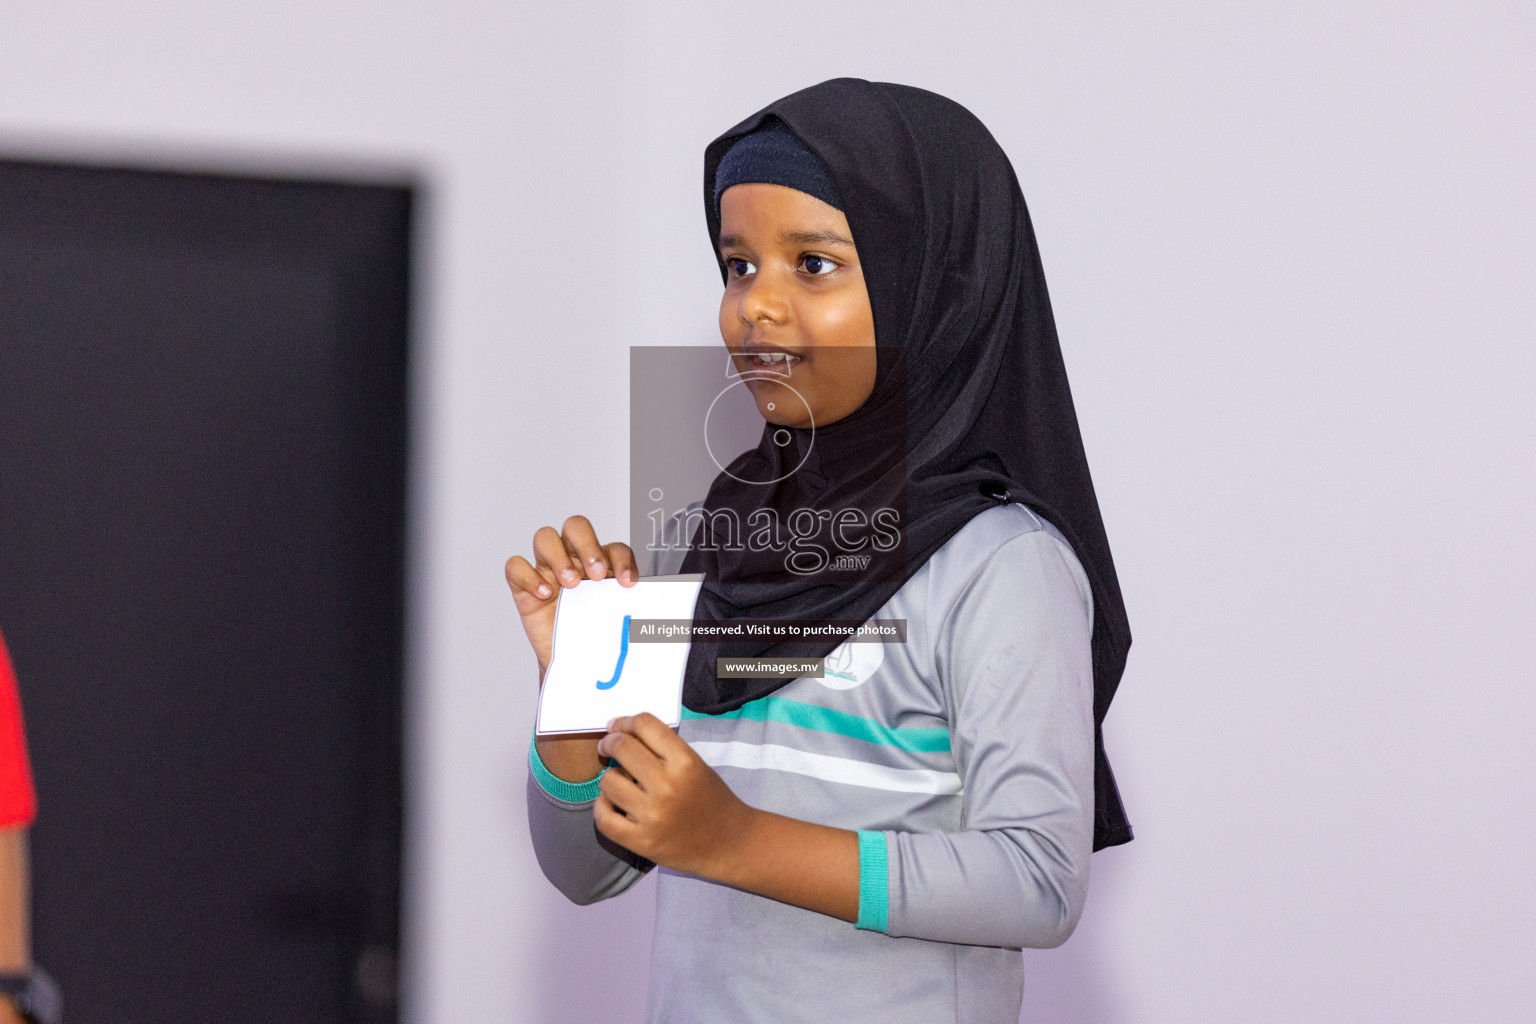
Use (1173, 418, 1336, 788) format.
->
(713, 119, 843, 214)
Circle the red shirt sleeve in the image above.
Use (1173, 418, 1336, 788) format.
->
(0, 630, 37, 827)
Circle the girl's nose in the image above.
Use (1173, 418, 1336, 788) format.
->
(738, 275, 789, 326)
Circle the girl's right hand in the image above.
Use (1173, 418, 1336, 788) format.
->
(504, 515, 639, 680)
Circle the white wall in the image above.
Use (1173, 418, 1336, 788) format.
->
(3, 3, 1533, 1021)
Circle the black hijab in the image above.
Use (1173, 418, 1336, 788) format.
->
(679, 78, 1134, 850)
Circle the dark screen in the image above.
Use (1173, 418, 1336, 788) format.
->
(0, 159, 410, 1023)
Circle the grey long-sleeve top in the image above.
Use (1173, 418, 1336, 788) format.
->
(525, 503, 1096, 1023)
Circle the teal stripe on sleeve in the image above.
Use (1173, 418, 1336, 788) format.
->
(682, 696, 950, 753)
(855, 830, 890, 933)
(528, 732, 607, 803)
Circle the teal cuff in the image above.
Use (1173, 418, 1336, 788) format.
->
(528, 732, 607, 803)
(855, 830, 890, 932)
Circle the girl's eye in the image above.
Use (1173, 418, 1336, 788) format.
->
(801, 255, 838, 276)
(725, 257, 756, 278)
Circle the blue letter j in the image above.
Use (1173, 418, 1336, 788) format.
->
(596, 614, 632, 690)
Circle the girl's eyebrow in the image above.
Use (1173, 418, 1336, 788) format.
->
(779, 229, 854, 247)
(717, 230, 856, 251)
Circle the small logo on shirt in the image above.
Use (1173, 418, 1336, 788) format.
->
(817, 638, 886, 691)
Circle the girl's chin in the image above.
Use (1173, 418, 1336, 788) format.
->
(745, 378, 816, 429)
(758, 410, 813, 429)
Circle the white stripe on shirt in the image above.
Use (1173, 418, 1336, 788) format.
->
(691, 741, 964, 795)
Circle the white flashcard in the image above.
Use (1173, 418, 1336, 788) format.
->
(535, 573, 705, 735)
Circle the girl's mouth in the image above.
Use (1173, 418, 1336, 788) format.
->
(739, 349, 803, 374)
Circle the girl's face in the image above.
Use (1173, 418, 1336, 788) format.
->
(717, 183, 877, 429)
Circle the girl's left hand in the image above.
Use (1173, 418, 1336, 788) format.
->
(593, 713, 757, 878)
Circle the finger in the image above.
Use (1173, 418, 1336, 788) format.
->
(561, 515, 609, 581)
(594, 794, 639, 844)
(604, 542, 639, 585)
(504, 555, 555, 601)
(615, 712, 690, 763)
(598, 765, 648, 817)
(596, 730, 665, 785)
(533, 526, 583, 588)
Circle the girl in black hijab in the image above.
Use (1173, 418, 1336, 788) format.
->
(512, 78, 1132, 1022)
